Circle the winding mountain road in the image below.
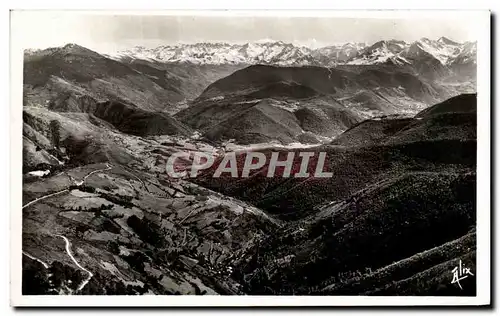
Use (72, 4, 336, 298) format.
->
(22, 163, 112, 209)
(55, 234, 94, 292)
(22, 251, 49, 269)
(22, 163, 113, 292)
(22, 189, 69, 210)
(82, 163, 112, 182)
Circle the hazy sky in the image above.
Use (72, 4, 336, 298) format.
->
(12, 11, 479, 53)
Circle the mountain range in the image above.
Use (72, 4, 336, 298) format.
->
(112, 37, 476, 71)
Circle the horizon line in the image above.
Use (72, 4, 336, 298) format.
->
(24, 36, 477, 55)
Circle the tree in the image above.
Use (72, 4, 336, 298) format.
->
(49, 120, 61, 149)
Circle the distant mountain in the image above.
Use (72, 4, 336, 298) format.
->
(447, 41, 477, 78)
(195, 64, 442, 103)
(22, 44, 199, 171)
(347, 37, 476, 81)
(347, 37, 461, 66)
(177, 95, 361, 145)
(346, 40, 410, 65)
(175, 63, 455, 144)
(310, 43, 367, 65)
(332, 93, 477, 147)
(113, 38, 476, 72)
(24, 44, 242, 111)
(114, 56, 243, 106)
(24, 43, 184, 112)
(113, 41, 317, 66)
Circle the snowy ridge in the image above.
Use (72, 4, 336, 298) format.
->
(114, 41, 316, 66)
(110, 37, 476, 68)
(346, 40, 411, 65)
(348, 37, 476, 66)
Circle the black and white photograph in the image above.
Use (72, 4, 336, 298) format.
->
(9, 10, 491, 306)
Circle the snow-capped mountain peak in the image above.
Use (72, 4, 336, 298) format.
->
(114, 41, 317, 66)
(110, 37, 476, 68)
(415, 37, 474, 65)
(347, 37, 475, 67)
(437, 36, 460, 46)
(346, 40, 409, 65)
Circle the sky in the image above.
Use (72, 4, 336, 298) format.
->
(12, 11, 479, 54)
